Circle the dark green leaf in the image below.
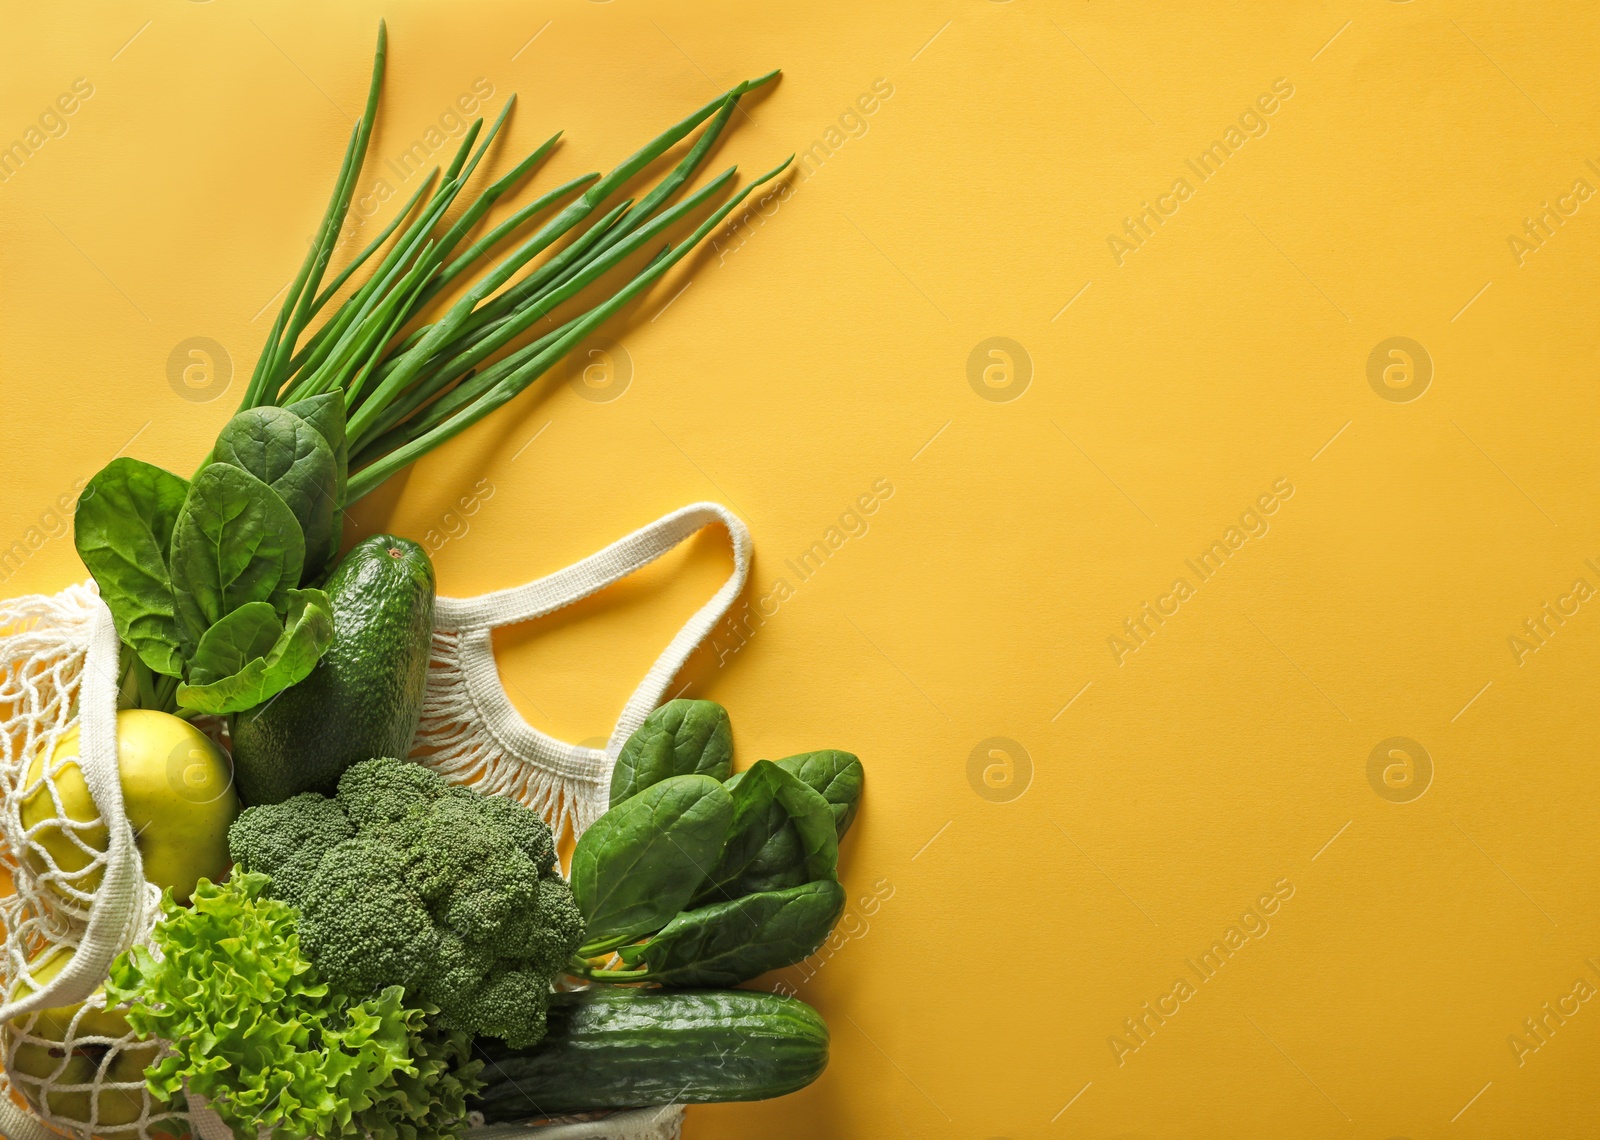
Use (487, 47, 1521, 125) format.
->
(701, 761, 782, 898)
(775, 751, 864, 840)
(283, 391, 349, 573)
(187, 602, 281, 685)
(695, 761, 837, 905)
(733, 819, 808, 896)
(620, 880, 846, 987)
(572, 774, 732, 946)
(213, 406, 336, 582)
(609, 699, 733, 807)
(283, 391, 347, 457)
(73, 458, 190, 677)
(176, 588, 333, 715)
(169, 462, 305, 654)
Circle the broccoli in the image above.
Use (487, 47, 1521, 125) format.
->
(227, 792, 354, 911)
(227, 757, 586, 1049)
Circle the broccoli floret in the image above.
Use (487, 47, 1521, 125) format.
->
(410, 795, 541, 940)
(523, 874, 586, 976)
(228, 757, 586, 1051)
(298, 831, 439, 996)
(469, 792, 557, 875)
(227, 793, 354, 910)
(451, 965, 551, 1049)
(337, 755, 446, 827)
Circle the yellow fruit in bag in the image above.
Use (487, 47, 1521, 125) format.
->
(19, 709, 239, 904)
(6, 946, 157, 1138)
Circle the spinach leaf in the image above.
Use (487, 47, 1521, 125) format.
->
(572, 774, 733, 949)
(178, 655, 273, 715)
(698, 761, 783, 899)
(187, 601, 281, 685)
(609, 699, 733, 807)
(176, 588, 333, 715)
(775, 750, 864, 840)
(695, 761, 837, 904)
(213, 407, 337, 583)
(73, 458, 190, 677)
(733, 819, 808, 896)
(618, 879, 846, 987)
(282, 392, 348, 575)
(260, 588, 336, 693)
(169, 462, 305, 654)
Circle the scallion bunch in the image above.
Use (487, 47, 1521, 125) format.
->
(248, 21, 785, 504)
(74, 22, 785, 717)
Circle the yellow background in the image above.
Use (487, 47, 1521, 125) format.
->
(2, 1, 1598, 1136)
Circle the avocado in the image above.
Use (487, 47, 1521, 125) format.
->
(230, 535, 435, 805)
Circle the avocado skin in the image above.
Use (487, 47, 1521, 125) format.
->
(230, 535, 436, 806)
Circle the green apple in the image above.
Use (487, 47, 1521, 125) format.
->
(20, 709, 239, 905)
(6, 945, 158, 1138)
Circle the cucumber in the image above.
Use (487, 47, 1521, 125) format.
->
(469, 989, 828, 1120)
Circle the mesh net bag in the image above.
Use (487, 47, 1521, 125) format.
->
(0, 500, 749, 1139)
(470, 1107, 685, 1139)
(0, 584, 692, 1140)
(0, 584, 178, 1140)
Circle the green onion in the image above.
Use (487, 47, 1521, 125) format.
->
(245, 20, 787, 508)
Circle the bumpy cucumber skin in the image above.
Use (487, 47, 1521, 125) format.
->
(229, 535, 435, 805)
(470, 989, 829, 1120)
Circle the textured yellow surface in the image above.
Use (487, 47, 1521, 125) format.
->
(3, 2, 1600, 1137)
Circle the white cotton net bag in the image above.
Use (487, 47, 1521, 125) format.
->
(412, 501, 750, 847)
(469, 1106, 686, 1139)
(0, 583, 180, 1140)
(0, 579, 698, 1140)
(0, 498, 746, 1140)
(415, 501, 750, 1140)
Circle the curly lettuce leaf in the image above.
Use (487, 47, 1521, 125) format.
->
(106, 872, 480, 1140)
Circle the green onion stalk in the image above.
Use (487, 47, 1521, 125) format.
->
(248, 21, 786, 508)
(72, 20, 787, 720)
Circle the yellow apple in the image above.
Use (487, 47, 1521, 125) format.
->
(6, 945, 158, 1138)
(20, 709, 239, 905)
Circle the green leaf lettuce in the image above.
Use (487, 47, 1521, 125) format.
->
(106, 872, 481, 1140)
